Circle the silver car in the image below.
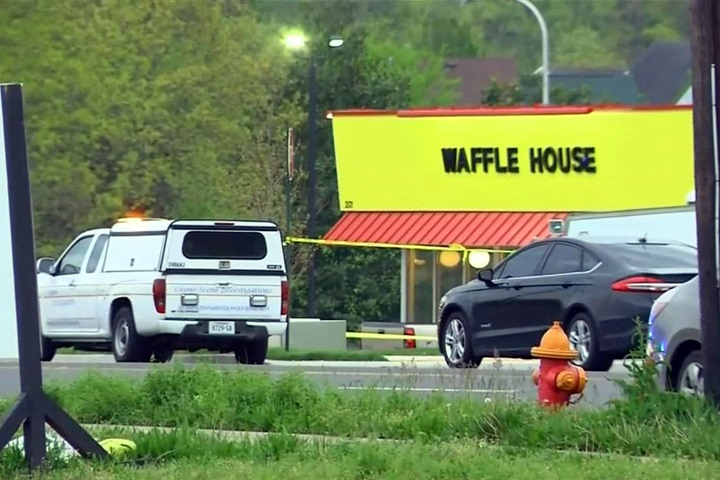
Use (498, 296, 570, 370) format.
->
(646, 275, 703, 396)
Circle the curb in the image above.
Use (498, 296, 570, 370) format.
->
(81, 424, 391, 445)
(384, 355, 444, 363)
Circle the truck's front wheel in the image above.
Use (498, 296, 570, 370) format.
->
(112, 306, 151, 363)
(234, 337, 269, 365)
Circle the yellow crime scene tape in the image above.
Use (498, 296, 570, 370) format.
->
(345, 332, 437, 341)
(284, 236, 514, 263)
(282, 237, 512, 343)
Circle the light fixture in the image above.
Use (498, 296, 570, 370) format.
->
(468, 250, 491, 269)
(328, 36, 345, 48)
(282, 32, 307, 51)
(439, 251, 461, 268)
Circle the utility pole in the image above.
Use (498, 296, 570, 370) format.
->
(306, 59, 318, 318)
(690, 0, 720, 406)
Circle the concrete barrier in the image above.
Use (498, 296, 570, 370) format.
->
(269, 318, 347, 350)
(358, 322, 438, 350)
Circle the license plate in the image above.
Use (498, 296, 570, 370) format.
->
(208, 321, 235, 335)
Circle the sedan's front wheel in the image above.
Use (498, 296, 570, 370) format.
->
(441, 312, 482, 368)
(677, 350, 704, 397)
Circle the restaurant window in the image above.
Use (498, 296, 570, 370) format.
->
(437, 250, 463, 306)
(405, 248, 516, 324)
(407, 250, 434, 324)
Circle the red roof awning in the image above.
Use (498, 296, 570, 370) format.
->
(324, 212, 570, 248)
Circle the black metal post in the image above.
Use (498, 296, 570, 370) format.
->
(307, 59, 318, 318)
(0, 83, 107, 470)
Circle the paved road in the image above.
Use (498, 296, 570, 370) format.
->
(0, 355, 633, 408)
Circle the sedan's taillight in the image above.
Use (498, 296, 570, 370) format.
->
(611, 275, 676, 293)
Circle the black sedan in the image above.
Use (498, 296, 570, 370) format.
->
(437, 236, 698, 371)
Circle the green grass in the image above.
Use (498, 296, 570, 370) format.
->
(2, 428, 717, 479)
(266, 348, 388, 361)
(54, 347, 440, 361)
(1, 361, 716, 460)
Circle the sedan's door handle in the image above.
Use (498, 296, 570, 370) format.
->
(68, 280, 77, 287)
(561, 282, 572, 289)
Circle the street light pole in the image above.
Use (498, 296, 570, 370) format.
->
(462, 0, 549, 103)
(284, 127, 293, 352)
(307, 58, 319, 318)
(515, 0, 550, 105)
(281, 32, 343, 319)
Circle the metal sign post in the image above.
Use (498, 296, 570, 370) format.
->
(0, 84, 107, 469)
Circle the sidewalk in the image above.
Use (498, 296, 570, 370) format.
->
(81, 423, 393, 445)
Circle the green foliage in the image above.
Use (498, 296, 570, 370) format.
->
(483, 74, 593, 106)
(1, 0, 301, 256)
(3, 429, 718, 479)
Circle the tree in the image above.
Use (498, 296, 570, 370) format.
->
(483, 74, 593, 106)
(0, 0, 301, 255)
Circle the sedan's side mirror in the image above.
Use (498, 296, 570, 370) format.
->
(36, 258, 56, 275)
(477, 268, 495, 285)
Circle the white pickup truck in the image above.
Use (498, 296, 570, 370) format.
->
(35, 217, 289, 364)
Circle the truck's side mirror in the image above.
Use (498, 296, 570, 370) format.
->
(36, 258, 56, 275)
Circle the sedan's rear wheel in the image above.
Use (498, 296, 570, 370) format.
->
(441, 312, 481, 368)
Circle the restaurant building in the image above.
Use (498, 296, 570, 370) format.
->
(323, 105, 694, 324)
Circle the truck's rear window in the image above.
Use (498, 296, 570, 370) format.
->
(182, 231, 267, 260)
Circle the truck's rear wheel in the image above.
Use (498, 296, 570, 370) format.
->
(153, 346, 174, 363)
(112, 306, 151, 362)
(234, 338, 269, 365)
